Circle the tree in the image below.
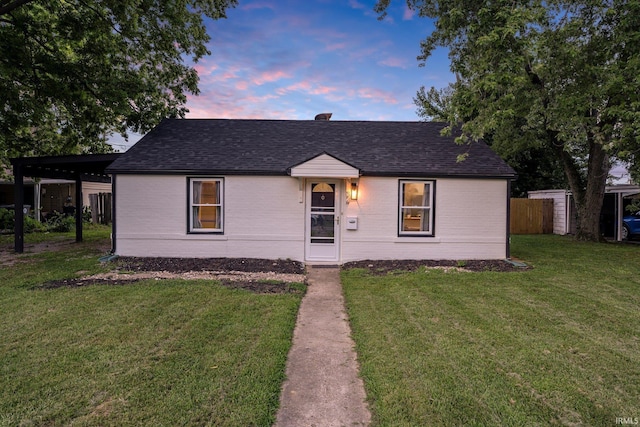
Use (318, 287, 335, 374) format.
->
(415, 84, 567, 197)
(0, 0, 236, 171)
(414, 84, 455, 121)
(377, 0, 640, 241)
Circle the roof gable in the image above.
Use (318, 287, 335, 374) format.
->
(289, 153, 359, 178)
(106, 119, 515, 179)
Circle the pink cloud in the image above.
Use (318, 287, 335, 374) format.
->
(276, 81, 338, 96)
(348, 46, 377, 61)
(348, 0, 365, 10)
(357, 87, 398, 104)
(378, 56, 407, 69)
(276, 81, 311, 95)
(403, 5, 415, 20)
(235, 81, 249, 90)
(191, 102, 291, 119)
(186, 91, 282, 119)
(310, 85, 337, 95)
(251, 70, 292, 85)
(195, 63, 243, 85)
(240, 2, 276, 11)
(220, 70, 238, 80)
(194, 63, 219, 76)
(325, 42, 348, 52)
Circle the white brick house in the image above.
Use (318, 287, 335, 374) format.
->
(106, 118, 516, 263)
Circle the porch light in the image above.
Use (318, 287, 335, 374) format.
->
(350, 181, 358, 201)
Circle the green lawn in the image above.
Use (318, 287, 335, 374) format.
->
(0, 227, 304, 426)
(4, 231, 639, 426)
(343, 235, 640, 426)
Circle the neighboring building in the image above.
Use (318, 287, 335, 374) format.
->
(106, 118, 516, 263)
(0, 176, 111, 221)
(527, 190, 575, 236)
(529, 184, 640, 240)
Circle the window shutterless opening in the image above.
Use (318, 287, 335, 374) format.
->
(399, 180, 434, 236)
(188, 178, 223, 233)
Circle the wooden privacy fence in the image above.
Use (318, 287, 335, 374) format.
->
(510, 198, 554, 234)
(88, 193, 112, 225)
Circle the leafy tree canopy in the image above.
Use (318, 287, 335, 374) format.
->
(377, 0, 640, 240)
(414, 84, 568, 197)
(0, 0, 236, 171)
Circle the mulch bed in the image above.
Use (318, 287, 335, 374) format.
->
(36, 257, 527, 291)
(114, 257, 306, 274)
(342, 259, 529, 275)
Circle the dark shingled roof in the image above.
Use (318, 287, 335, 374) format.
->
(106, 119, 516, 178)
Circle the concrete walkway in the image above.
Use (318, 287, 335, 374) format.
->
(275, 266, 371, 427)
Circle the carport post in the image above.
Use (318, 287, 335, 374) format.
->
(75, 174, 83, 243)
(616, 192, 623, 241)
(13, 161, 24, 253)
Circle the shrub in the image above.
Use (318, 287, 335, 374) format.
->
(0, 208, 46, 233)
(0, 208, 13, 230)
(24, 215, 46, 233)
(0, 208, 84, 234)
(44, 212, 76, 232)
(83, 206, 92, 223)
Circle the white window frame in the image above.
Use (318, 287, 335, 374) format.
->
(398, 180, 435, 236)
(188, 178, 224, 233)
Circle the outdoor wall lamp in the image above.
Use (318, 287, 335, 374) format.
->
(350, 180, 359, 201)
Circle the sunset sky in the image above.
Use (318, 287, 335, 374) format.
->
(187, 0, 452, 121)
(109, 0, 632, 183)
(110, 0, 453, 150)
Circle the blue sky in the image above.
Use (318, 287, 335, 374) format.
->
(110, 0, 453, 150)
(109, 0, 632, 183)
(188, 0, 452, 121)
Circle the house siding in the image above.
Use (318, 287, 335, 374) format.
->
(114, 175, 305, 259)
(82, 182, 111, 206)
(114, 174, 509, 261)
(341, 177, 508, 261)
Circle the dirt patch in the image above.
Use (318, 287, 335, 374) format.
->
(342, 259, 529, 275)
(37, 275, 305, 294)
(0, 237, 111, 266)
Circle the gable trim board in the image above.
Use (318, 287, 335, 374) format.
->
(106, 119, 516, 263)
(289, 153, 360, 178)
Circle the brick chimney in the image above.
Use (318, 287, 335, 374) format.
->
(314, 113, 332, 121)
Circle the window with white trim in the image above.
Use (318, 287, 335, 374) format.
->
(399, 180, 434, 236)
(189, 178, 223, 233)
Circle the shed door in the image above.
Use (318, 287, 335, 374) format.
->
(306, 180, 340, 262)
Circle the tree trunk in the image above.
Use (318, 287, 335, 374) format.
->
(558, 140, 609, 242)
(552, 128, 610, 242)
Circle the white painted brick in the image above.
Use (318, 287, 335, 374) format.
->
(115, 175, 510, 261)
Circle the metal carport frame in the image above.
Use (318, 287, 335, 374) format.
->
(10, 153, 121, 253)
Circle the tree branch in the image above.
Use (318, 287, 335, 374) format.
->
(0, 0, 35, 16)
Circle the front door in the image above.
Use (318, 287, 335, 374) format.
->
(306, 180, 340, 262)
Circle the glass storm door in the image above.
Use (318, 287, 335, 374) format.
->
(306, 180, 340, 261)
